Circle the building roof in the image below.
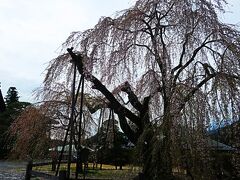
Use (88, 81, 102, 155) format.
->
(49, 145, 94, 152)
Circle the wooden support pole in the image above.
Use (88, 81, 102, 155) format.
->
(25, 160, 33, 180)
(59, 170, 67, 180)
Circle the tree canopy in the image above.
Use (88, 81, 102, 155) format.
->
(41, 0, 240, 179)
(45, 0, 239, 124)
(0, 87, 31, 159)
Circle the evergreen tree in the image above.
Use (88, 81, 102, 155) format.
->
(5, 87, 19, 105)
(0, 88, 6, 112)
(0, 87, 30, 159)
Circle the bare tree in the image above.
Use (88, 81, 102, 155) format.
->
(42, 0, 240, 179)
(9, 84, 99, 159)
(9, 105, 51, 159)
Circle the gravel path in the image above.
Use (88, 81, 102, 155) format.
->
(0, 161, 26, 180)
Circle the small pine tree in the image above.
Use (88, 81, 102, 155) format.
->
(5, 87, 19, 105)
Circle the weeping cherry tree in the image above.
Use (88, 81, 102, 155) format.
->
(42, 0, 240, 179)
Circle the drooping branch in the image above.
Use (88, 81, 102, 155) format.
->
(118, 113, 138, 144)
(171, 16, 201, 74)
(121, 81, 142, 111)
(158, 2, 175, 20)
(67, 48, 143, 143)
(173, 33, 220, 84)
(120, 82, 151, 131)
(178, 73, 216, 111)
(140, 96, 151, 127)
(219, 73, 240, 80)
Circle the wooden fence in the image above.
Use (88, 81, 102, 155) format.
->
(25, 160, 68, 180)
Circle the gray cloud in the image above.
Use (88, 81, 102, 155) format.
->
(0, 0, 238, 102)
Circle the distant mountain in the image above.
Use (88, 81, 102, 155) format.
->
(209, 120, 240, 148)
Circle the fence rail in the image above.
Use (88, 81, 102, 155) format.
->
(25, 160, 115, 180)
(25, 160, 68, 180)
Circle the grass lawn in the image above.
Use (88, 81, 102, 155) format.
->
(33, 163, 141, 179)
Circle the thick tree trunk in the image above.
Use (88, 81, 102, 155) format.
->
(141, 128, 154, 179)
(159, 130, 174, 179)
(140, 114, 174, 179)
(67, 48, 174, 179)
(157, 110, 174, 179)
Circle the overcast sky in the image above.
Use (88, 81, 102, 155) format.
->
(0, 0, 239, 102)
